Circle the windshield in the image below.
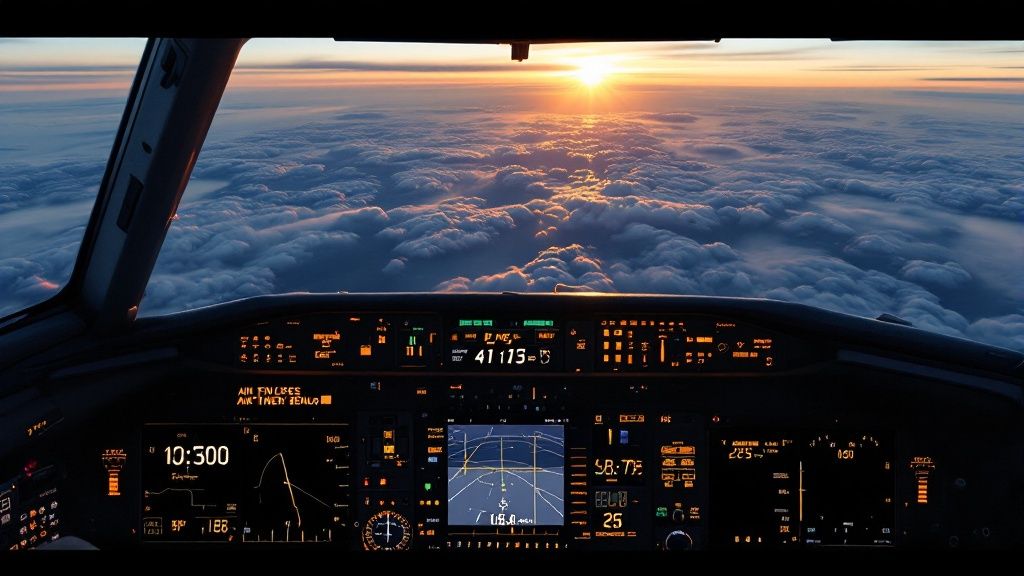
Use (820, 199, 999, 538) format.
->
(133, 40, 1024, 351)
(0, 38, 145, 317)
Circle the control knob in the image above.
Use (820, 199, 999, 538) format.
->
(664, 530, 693, 551)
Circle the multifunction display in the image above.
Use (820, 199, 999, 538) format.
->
(446, 319, 561, 371)
(141, 424, 350, 544)
(711, 431, 895, 547)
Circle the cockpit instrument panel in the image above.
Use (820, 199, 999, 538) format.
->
(219, 313, 789, 373)
(21, 300, 1016, 551)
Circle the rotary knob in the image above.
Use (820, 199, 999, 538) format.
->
(664, 530, 694, 551)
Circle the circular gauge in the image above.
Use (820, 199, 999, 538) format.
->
(362, 510, 411, 551)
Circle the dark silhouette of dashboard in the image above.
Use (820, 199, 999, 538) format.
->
(2, 293, 1020, 550)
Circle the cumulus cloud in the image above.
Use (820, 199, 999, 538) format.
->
(641, 112, 699, 124)
(779, 211, 855, 236)
(899, 260, 972, 289)
(437, 244, 614, 293)
(382, 258, 406, 274)
(1, 87, 1021, 353)
(683, 143, 746, 159)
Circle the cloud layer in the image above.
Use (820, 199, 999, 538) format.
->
(1, 87, 1021, 352)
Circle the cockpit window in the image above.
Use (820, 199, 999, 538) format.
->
(141, 39, 1022, 351)
(0, 38, 145, 317)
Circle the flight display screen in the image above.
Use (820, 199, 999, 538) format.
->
(711, 431, 895, 547)
(447, 424, 564, 526)
(446, 319, 561, 371)
(141, 423, 350, 544)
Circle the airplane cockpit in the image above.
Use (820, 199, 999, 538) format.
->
(1, 34, 1021, 553)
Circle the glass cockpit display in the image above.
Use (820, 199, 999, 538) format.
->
(141, 423, 350, 544)
(447, 424, 564, 527)
(446, 319, 561, 371)
(711, 431, 894, 548)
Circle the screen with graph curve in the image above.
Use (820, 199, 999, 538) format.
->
(141, 423, 350, 543)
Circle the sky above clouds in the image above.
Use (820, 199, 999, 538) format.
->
(1, 39, 1022, 351)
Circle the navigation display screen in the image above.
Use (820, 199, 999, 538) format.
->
(447, 424, 565, 526)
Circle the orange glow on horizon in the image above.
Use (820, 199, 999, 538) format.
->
(218, 66, 1024, 94)
(4, 40, 1022, 95)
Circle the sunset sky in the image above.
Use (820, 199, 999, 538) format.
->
(1, 38, 1022, 350)
(1, 38, 1023, 93)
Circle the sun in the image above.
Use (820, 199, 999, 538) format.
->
(574, 59, 614, 88)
